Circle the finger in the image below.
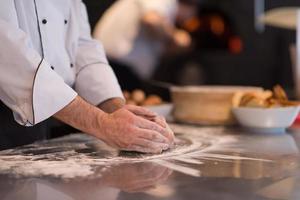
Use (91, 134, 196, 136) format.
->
(137, 128, 169, 144)
(133, 115, 174, 145)
(150, 117, 175, 145)
(139, 117, 174, 145)
(125, 105, 157, 117)
(138, 115, 166, 129)
(166, 124, 175, 144)
(135, 116, 170, 141)
(150, 116, 167, 128)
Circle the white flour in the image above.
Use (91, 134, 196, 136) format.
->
(0, 124, 271, 179)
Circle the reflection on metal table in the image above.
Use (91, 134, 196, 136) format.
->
(0, 123, 300, 200)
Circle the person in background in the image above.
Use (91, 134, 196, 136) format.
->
(93, 0, 198, 90)
(0, 0, 174, 153)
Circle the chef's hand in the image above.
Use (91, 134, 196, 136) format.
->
(98, 98, 175, 145)
(98, 107, 173, 153)
(55, 96, 174, 153)
(98, 97, 170, 127)
(173, 29, 191, 48)
(124, 104, 175, 144)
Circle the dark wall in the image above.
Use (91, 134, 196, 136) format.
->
(155, 0, 299, 94)
(201, 0, 300, 90)
(82, 0, 117, 30)
(83, 0, 300, 94)
(197, 0, 296, 88)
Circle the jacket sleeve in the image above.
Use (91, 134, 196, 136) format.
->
(0, 19, 77, 126)
(74, 2, 124, 106)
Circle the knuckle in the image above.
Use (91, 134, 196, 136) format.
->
(151, 123, 160, 132)
(155, 128, 165, 137)
(150, 132, 157, 140)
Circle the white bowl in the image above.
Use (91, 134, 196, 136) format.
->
(232, 106, 300, 131)
(145, 104, 173, 118)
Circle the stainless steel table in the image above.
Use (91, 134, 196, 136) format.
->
(0, 124, 300, 200)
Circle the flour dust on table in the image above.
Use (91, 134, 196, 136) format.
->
(0, 124, 271, 179)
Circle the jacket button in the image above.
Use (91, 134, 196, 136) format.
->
(70, 63, 74, 68)
(64, 20, 68, 24)
(42, 19, 47, 24)
(51, 66, 54, 70)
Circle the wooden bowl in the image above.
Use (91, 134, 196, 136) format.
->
(171, 86, 263, 125)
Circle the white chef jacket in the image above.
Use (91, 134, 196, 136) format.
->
(94, 0, 178, 79)
(0, 0, 123, 126)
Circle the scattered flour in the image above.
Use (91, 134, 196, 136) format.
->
(0, 124, 271, 179)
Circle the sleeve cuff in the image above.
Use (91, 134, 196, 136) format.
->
(32, 59, 78, 124)
(14, 59, 78, 126)
(75, 62, 124, 106)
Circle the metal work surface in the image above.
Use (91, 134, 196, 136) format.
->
(0, 124, 300, 200)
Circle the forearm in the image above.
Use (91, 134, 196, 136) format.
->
(53, 96, 174, 154)
(54, 95, 105, 138)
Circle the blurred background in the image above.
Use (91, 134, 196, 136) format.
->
(83, 0, 300, 99)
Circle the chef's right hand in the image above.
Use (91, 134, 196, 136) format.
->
(96, 108, 172, 154)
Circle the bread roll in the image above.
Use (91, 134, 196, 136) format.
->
(143, 95, 163, 106)
(132, 89, 146, 104)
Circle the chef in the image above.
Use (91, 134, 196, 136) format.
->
(0, 0, 174, 153)
(93, 0, 197, 90)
